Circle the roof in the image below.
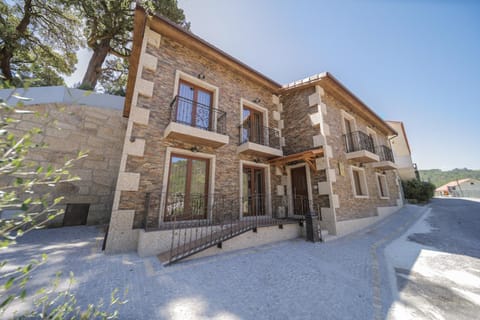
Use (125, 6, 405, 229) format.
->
(124, 6, 397, 136)
(435, 178, 478, 192)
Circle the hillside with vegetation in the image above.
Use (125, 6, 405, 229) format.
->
(420, 168, 480, 187)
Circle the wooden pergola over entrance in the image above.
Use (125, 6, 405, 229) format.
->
(268, 148, 324, 173)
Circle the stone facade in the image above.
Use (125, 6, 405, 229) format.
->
(281, 86, 402, 226)
(105, 24, 284, 253)
(4, 102, 126, 225)
(105, 10, 405, 254)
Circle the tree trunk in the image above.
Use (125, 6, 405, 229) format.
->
(81, 38, 111, 89)
(0, 48, 13, 82)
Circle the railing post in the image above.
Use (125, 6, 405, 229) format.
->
(305, 209, 320, 242)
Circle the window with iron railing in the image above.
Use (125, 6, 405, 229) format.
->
(343, 131, 376, 154)
(169, 95, 226, 135)
(239, 120, 280, 149)
(376, 145, 395, 162)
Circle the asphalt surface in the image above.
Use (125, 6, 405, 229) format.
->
(386, 198, 480, 319)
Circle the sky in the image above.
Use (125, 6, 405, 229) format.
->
(65, 0, 480, 170)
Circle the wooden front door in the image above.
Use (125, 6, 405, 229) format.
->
(291, 166, 309, 215)
(242, 166, 266, 217)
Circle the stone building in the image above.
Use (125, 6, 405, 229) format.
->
(104, 7, 405, 262)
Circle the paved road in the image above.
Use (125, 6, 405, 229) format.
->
(386, 198, 480, 319)
(1, 205, 434, 319)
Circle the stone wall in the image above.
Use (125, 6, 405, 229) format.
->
(4, 103, 126, 225)
(281, 85, 402, 226)
(322, 91, 401, 221)
(111, 28, 282, 237)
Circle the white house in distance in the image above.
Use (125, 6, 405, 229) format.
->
(435, 178, 480, 198)
(386, 121, 418, 181)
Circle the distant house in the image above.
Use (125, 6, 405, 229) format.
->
(435, 178, 480, 198)
(386, 121, 419, 181)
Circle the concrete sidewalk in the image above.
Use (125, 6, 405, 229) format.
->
(2, 205, 428, 319)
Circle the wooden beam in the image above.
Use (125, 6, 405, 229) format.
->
(268, 148, 324, 170)
(304, 158, 317, 171)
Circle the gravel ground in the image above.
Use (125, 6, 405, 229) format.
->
(385, 198, 480, 319)
(2, 205, 428, 320)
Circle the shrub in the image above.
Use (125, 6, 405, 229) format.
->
(402, 179, 436, 203)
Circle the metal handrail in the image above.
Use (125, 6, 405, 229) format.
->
(145, 192, 318, 264)
(170, 95, 227, 135)
(343, 131, 375, 154)
(376, 145, 395, 162)
(238, 122, 281, 149)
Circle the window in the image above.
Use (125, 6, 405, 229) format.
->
(341, 110, 357, 152)
(367, 127, 378, 151)
(350, 166, 368, 198)
(376, 173, 389, 199)
(165, 154, 209, 221)
(240, 99, 268, 146)
(176, 80, 213, 130)
(242, 106, 264, 144)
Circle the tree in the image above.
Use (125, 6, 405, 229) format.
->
(0, 0, 81, 87)
(77, 0, 189, 93)
(402, 180, 436, 203)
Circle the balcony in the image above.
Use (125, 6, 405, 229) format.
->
(343, 131, 379, 163)
(163, 96, 229, 148)
(237, 123, 283, 157)
(372, 145, 398, 170)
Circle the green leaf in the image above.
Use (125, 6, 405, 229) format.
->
(4, 277, 15, 290)
(0, 294, 14, 310)
(53, 196, 64, 205)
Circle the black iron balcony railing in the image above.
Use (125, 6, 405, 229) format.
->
(376, 145, 395, 162)
(343, 131, 375, 154)
(239, 122, 281, 149)
(170, 95, 227, 135)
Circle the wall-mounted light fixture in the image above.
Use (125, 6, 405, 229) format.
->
(253, 98, 261, 103)
(129, 135, 145, 142)
(197, 73, 205, 79)
(190, 146, 200, 153)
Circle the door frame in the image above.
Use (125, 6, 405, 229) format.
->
(173, 70, 219, 131)
(287, 163, 313, 217)
(159, 147, 216, 224)
(164, 153, 210, 221)
(239, 160, 271, 219)
(177, 79, 214, 131)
